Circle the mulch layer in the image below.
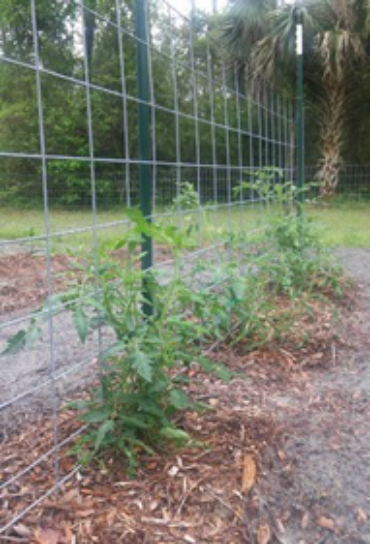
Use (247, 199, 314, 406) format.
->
(0, 253, 73, 316)
(1, 291, 350, 544)
(3, 248, 370, 544)
(0, 246, 183, 317)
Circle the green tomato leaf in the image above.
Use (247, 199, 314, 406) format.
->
(94, 420, 115, 452)
(125, 208, 151, 234)
(101, 341, 126, 361)
(120, 415, 150, 429)
(81, 406, 111, 423)
(84, 297, 106, 313)
(215, 365, 232, 383)
(1, 322, 41, 356)
(73, 307, 89, 343)
(159, 427, 190, 442)
(128, 350, 153, 382)
(170, 389, 189, 410)
(1, 330, 27, 356)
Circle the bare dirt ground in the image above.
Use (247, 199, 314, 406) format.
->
(1, 248, 370, 543)
(275, 248, 370, 544)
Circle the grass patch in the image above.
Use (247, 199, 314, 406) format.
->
(0, 204, 269, 251)
(311, 203, 370, 248)
(0, 201, 369, 250)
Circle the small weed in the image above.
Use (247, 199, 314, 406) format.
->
(172, 182, 200, 211)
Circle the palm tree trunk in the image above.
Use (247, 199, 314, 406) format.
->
(288, 124, 295, 182)
(316, 83, 345, 198)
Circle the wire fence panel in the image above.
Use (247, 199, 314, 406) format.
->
(0, 0, 294, 533)
(304, 164, 370, 199)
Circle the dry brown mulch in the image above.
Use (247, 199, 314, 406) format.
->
(1, 295, 340, 544)
(1, 355, 286, 544)
(0, 247, 175, 318)
(1, 250, 358, 543)
(0, 252, 75, 316)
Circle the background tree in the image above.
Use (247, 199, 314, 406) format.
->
(221, 0, 370, 196)
(0, 0, 239, 207)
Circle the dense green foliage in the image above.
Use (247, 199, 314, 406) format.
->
(0, 0, 292, 208)
(2, 192, 344, 469)
(1, 0, 370, 206)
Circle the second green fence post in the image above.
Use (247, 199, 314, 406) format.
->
(136, 0, 153, 316)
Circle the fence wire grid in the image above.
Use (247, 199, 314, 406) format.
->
(0, 0, 295, 533)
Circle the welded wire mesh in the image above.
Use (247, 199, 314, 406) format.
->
(0, 0, 294, 532)
(304, 164, 370, 199)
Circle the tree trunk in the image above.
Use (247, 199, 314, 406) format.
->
(316, 83, 345, 198)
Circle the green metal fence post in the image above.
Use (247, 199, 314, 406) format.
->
(295, 7, 305, 204)
(135, 0, 153, 316)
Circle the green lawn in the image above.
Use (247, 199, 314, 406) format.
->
(312, 203, 370, 248)
(0, 202, 369, 250)
(0, 204, 264, 251)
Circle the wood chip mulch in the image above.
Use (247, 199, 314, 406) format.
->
(0, 252, 351, 543)
(1, 308, 339, 543)
(0, 253, 73, 316)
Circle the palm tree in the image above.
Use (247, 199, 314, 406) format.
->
(221, 0, 370, 197)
